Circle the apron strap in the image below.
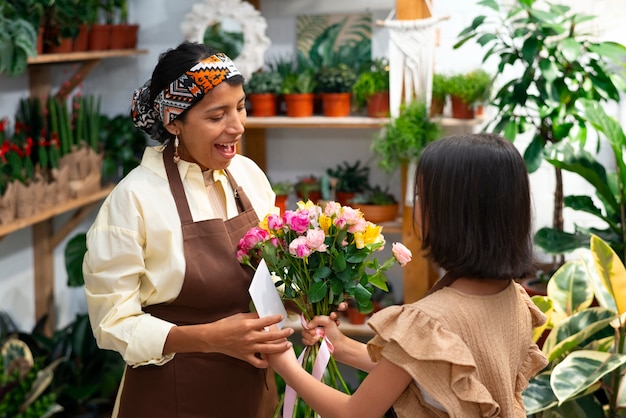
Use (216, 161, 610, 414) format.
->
(423, 272, 459, 297)
(163, 143, 194, 225)
(224, 168, 254, 214)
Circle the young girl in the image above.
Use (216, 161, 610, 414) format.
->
(268, 133, 548, 417)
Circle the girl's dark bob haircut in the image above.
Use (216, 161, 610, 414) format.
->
(414, 133, 534, 280)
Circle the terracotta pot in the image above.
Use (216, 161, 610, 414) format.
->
(88, 24, 112, 51)
(335, 191, 356, 206)
(248, 93, 277, 117)
(450, 96, 475, 119)
(295, 190, 321, 204)
(47, 37, 73, 54)
(73, 25, 89, 52)
(347, 307, 367, 325)
(109, 24, 128, 50)
(430, 97, 445, 117)
(126, 24, 140, 49)
(275, 194, 288, 213)
(356, 203, 399, 224)
(36, 26, 45, 55)
(322, 92, 351, 117)
(284, 93, 314, 117)
(366, 91, 390, 118)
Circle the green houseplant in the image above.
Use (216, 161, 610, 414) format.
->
(0, 4, 38, 77)
(372, 100, 441, 174)
(316, 64, 358, 117)
(271, 180, 293, 213)
(454, 0, 626, 265)
(446, 69, 491, 119)
(326, 160, 370, 205)
(349, 184, 399, 224)
(523, 235, 626, 416)
(351, 58, 390, 117)
(280, 53, 318, 117)
(245, 70, 283, 117)
(294, 174, 322, 203)
(430, 73, 448, 117)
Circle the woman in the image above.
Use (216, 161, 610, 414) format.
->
(83, 42, 293, 418)
(270, 133, 548, 417)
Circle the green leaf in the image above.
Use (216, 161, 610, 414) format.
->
(551, 351, 626, 402)
(590, 235, 626, 315)
(523, 135, 545, 173)
(588, 41, 626, 62)
(524, 372, 558, 414)
(308, 281, 328, 303)
(561, 38, 581, 62)
(65, 233, 87, 287)
(547, 260, 594, 315)
(543, 308, 615, 362)
(534, 227, 590, 255)
(578, 248, 618, 312)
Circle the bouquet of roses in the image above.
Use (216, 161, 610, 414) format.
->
(237, 200, 412, 417)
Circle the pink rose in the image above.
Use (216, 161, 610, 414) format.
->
(347, 217, 367, 234)
(267, 213, 283, 231)
(238, 227, 269, 252)
(342, 207, 362, 225)
(285, 211, 310, 234)
(306, 229, 327, 252)
(289, 236, 312, 258)
(392, 243, 412, 266)
(324, 201, 341, 217)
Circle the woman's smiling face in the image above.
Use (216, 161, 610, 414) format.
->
(168, 81, 246, 170)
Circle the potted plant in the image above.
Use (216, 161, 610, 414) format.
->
(371, 100, 441, 174)
(43, 0, 80, 53)
(430, 73, 447, 117)
(271, 179, 293, 213)
(523, 235, 626, 416)
(294, 174, 321, 203)
(325, 160, 370, 206)
(454, 0, 626, 266)
(445, 69, 491, 119)
(351, 58, 390, 118)
(315, 63, 357, 117)
(245, 70, 283, 117)
(5, 0, 49, 54)
(100, 114, 146, 183)
(0, 5, 38, 76)
(350, 184, 399, 224)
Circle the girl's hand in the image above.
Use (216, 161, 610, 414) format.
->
(301, 302, 347, 346)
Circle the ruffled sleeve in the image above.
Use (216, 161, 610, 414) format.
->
(367, 305, 501, 417)
(514, 283, 549, 391)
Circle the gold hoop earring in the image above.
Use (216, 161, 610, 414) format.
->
(173, 135, 180, 163)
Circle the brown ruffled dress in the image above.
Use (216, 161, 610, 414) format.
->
(367, 281, 548, 418)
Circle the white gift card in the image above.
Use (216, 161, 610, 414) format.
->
(248, 259, 288, 329)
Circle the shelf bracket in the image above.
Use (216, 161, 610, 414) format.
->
(55, 59, 102, 100)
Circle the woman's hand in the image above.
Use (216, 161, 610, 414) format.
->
(211, 313, 294, 367)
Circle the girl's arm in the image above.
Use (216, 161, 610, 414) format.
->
(269, 347, 412, 418)
(303, 314, 377, 372)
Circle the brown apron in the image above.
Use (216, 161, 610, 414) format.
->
(117, 145, 277, 418)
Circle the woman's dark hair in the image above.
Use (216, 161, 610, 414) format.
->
(136, 41, 244, 143)
(414, 133, 534, 280)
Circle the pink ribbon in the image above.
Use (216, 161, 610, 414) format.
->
(283, 316, 334, 418)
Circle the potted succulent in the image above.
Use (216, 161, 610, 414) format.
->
(446, 69, 491, 119)
(325, 160, 370, 206)
(281, 68, 317, 117)
(351, 58, 390, 118)
(245, 70, 283, 117)
(315, 63, 358, 117)
(372, 100, 441, 174)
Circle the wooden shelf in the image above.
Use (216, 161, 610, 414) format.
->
(246, 115, 483, 130)
(27, 49, 149, 65)
(246, 116, 389, 129)
(0, 185, 114, 238)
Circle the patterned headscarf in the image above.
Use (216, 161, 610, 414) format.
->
(131, 53, 241, 131)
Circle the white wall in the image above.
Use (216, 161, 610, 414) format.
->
(1, 0, 624, 332)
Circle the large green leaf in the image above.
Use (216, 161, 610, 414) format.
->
(547, 260, 593, 315)
(578, 248, 618, 312)
(534, 227, 590, 255)
(64, 233, 87, 287)
(551, 351, 626, 402)
(543, 307, 615, 361)
(524, 372, 558, 413)
(591, 235, 626, 315)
